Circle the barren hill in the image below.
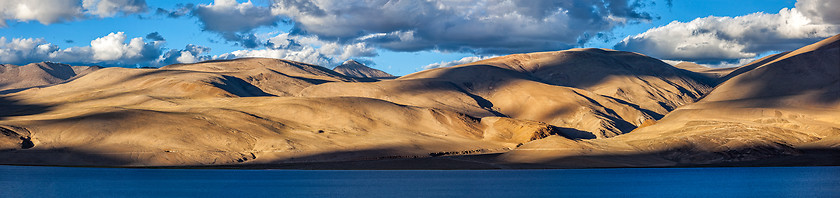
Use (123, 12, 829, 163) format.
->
(333, 60, 395, 79)
(500, 34, 840, 168)
(306, 48, 714, 138)
(0, 62, 100, 93)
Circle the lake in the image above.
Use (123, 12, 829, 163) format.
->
(1, 165, 838, 197)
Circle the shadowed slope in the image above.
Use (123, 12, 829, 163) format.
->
(702, 34, 840, 105)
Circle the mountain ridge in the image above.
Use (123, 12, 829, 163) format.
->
(1, 35, 838, 168)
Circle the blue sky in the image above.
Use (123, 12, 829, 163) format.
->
(0, 0, 837, 75)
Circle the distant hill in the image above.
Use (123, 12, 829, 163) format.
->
(0, 62, 100, 93)
(672, 61, 737, 84)
(333, 60, 395, 79)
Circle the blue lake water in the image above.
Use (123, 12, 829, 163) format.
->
(0, 165, 838, 197)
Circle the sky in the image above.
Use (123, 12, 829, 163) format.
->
(0, 0, 838, 76)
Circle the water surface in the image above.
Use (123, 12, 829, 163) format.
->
(1, 166, 838, 197)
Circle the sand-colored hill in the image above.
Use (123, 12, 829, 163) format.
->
(305, 48, 713, 138)
(333, 60, 395, 79)
(0, 62, 100, 93)
(161, 58, 365, 96)
(0, 96, 556, 166)
(404, 49, 714, 113)
(498, 34, 840, 168)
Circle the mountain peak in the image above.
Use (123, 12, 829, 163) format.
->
(343, 59, 362, 65)
(334, 60, 395, 79)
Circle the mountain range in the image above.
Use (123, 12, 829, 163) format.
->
(0, 34, 837, 169)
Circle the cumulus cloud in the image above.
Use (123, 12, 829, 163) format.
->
(82, 0, 147, 17)
(615, 0, 840, 65)
(215, 47, 329, 65)
(89, 32, 162, 62)
(215, 32, 377, 66)
(145, 32, 165, 41)
(0, 0, 83, 27)
(0, 31, 372, 68)
(181, 0, 655, 53)
(271, 0, 656, 54)
(421, 56, 499, 70)
(796, 0, 840, 24)
(0, 32, 212, 67)
(0, 0, 147, 27)
(155, 3, 194, 18)
(195, 0, 278, 33)
(0, 37, 56, 64)
(190, 0, 281, 48)
(159, 44, 212, 65)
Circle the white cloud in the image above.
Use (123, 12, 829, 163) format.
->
(705, 57, 761, 68)
(615, 0, 840, 65)
(175, 51, 197, 63)
(0, 0, 147, 27)
(0, 37, 54, 64)
(0, 31, 371, 68)
(0, 0, 83, 27)
(90, 32, 161, 61)
(178, 0, 656, 54)
(158, 44, 212, 65)
(0, 32, 207, 67)
(83, 0, 147, 17)
(215, 46, 336, 66)
(194, 0, 279, 34)
(269, 0, 656, 54)
(216, 32, 377, 66)
(421, 56, 499, 70)
(796, 0, 840, 24)
(179, 0, 282, 48)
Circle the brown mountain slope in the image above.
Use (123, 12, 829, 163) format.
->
(304, 48, 714, 139)
(161, 58, 364, 96)
(0, 62, 100, 93)
(0, 58, 558, 166)
(457, 49, 715, 113)
(0, 96, 557, 166)
(499, 34, 840, 168)
(333, 60, 395, 79)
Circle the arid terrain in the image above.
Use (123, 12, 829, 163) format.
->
(0, 34, 837, 169)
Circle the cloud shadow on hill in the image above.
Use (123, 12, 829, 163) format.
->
(0, 96, 52, 120)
